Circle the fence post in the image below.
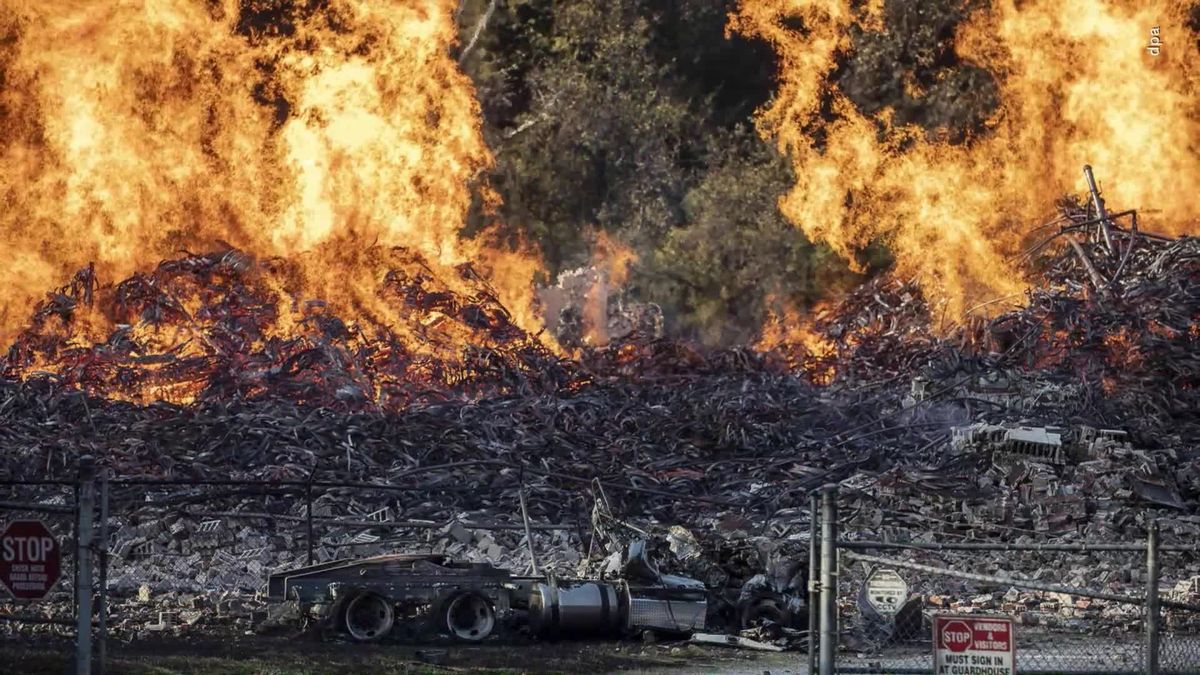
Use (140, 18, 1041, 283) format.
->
(75, 457, 95, 675)
(305, 483, 315, 565)
(1145, 517, 1161, 675)
(818, 483, 839, 675)
(808, 491, 820, 675)
(96, 477, 109, 675)
(72, 483, 79, 620)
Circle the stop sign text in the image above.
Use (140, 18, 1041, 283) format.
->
(0, 521, 62, 601)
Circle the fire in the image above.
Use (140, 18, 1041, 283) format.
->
(733, 0, 1200, 319)
(0, 1, 547, 355)
(5, 247, 555, 407)
(582, 231, 638, 347)
(1102, 326, 1143, 370)
(757, 298, 836, 383)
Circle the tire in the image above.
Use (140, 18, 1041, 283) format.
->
(739, 596, 789, 629)
(342, 592, 395, 642)
(442, 592, 496, 642)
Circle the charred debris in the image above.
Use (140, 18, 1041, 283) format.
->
(2, 169, 1200, 646)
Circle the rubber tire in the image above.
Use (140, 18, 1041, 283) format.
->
(739, 597, 790, 629)
(342, 592, 395, 642)
(442, 592, 496, 642)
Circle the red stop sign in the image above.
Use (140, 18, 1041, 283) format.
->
(0, 520, 62, 600)
(941, 619, 973, 652)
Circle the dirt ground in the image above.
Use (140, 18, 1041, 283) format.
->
(0, 634, 806, 675)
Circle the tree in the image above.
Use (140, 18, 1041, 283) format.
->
(456, 0, 888, 343)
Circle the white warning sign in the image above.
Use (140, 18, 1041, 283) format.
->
(864, 568, 908, 616)
(933, 615, 1016, 675)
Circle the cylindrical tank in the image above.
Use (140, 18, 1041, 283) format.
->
(529, 580, 623, 637)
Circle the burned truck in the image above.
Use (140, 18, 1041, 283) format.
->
(266, 536, 804, 643)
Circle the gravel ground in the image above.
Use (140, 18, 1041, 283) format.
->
(0, 634, 799, 674)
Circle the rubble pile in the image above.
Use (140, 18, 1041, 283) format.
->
(794, 223, 1200, 445)
(1, 200, 1200, 643)
(3, 248, 570, 408)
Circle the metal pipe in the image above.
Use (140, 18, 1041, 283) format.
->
(818, 484, 839, 675)
(0, 500, 77, 514)
(71, 483, 79, 621)
(108, 463, 743, 507)
(838, 540, 1200, 553)
(1016, 208, 1140, 264)
(1068, 237, 1110, 290)
(1083, 164, 1116, 254)
(175, 509, 575, 530)
(1146, 519, 1161, 675)
(518, 469, 540, 576)
(844, 550, 1200, 612)
(808, 492, 820, 675)
(1105, 223, 1138, 287)
(75, 458, 95, 675)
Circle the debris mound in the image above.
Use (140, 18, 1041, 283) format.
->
(4, 248, 570, 409)
(3, 193, 1200, 648)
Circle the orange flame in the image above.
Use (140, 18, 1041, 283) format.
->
(757, 298, 836, 382)
(0, 1, 546, 350)
(733, 0, 1200, 319)
(582, 231, 638, 346)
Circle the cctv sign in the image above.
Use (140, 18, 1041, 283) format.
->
(864, 568, 908, 615)
(934, 615, 1016, 675)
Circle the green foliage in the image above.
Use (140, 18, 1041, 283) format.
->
(642, 127, 858, 344)
(838, 0, 998, 141)
(458, 0, 973, 344)
(465, 0, 704, 267)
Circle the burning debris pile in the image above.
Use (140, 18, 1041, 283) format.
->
(2, 192, 1200, 646)
(776, 200, 1200, 445)
(3, 247, 568, 408)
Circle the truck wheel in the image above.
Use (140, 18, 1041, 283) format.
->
(739, 597, 789, 629)
(343, 592, 394, 642)
(443, 592, 495, 642)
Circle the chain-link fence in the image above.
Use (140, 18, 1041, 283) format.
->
(0, 480, 80, 624)
(1, 466, 581, 672)
(808, 484, 1200, 674)
(1158, 559, 1200, 672)
(837, 546, 1153, 673)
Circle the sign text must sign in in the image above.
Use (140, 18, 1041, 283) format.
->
(933, 614, 1016, 675)
(0, 520, 62, 600)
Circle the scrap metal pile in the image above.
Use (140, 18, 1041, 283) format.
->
(2, 190, 1200, 642)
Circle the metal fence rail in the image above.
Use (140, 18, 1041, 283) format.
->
(6, 475, 1200, 674)
(808, 483, 1200, 675)
(0, 465, 606, 673)
(0, 464, 92, 671)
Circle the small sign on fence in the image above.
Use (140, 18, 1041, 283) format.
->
(864, 567, 908, 616)
(933, 614, 1016, 675)
(0, 520, 62, 600)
